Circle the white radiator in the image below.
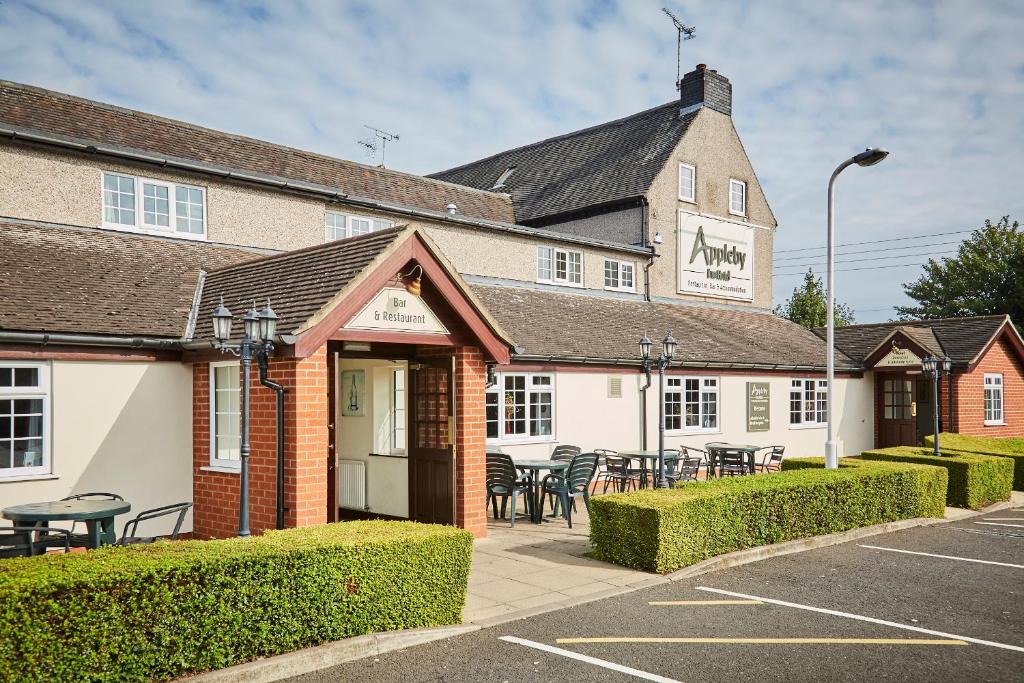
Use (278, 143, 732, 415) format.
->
(338, 459, 367, 510)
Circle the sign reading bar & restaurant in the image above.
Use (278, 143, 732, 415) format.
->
(678, 211, 755, 301)
(746, 382, 770, 432)
(344, 287, 449, 335)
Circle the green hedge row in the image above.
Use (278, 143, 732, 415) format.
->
(0, 521, 473, 682)
(861, 447, 1013, 509)
(924, 432, 1024, 491)
(588, 459, 947, 573)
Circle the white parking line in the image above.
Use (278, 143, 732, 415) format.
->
(950, 527, 1024, 539)
(499, 636, 681, 683)
(695, 587, 1024, 653)
(982, 518, 1024, 522)
(859, 544, 1024, 569)
(976, 522, 1024, 528)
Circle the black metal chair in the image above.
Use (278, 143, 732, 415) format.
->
(758, 445, 785, 473)
(117, 503, 192, 545)
(539, 453, 599, 529)
(485, 453, 533, 527)
(597, 454, 641, 493)
(0, 526, 70, 558)
(718, 449, 749, 477)
(666, 455, 702, 483)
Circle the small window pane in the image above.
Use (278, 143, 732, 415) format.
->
(143, 183, 170, 227)
(175, 185, 205, 235)
(102, 173, 136, 226)
(12, 368, 38, 387)
(537, 247, 553, 281)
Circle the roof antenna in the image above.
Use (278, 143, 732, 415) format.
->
(662, 7, 696, 90)
(357, 125, 400, 168)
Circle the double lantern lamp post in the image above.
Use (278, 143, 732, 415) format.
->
(640, 332, 677, 490)
(211, 298, 278, 537)
(921, 355, 952, 457)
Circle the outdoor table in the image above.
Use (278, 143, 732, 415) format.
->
(616, 451, 668, 489)
(513, 459, 570, 523)
(704, 442, 761, 476)
(2, 499, 131, 551)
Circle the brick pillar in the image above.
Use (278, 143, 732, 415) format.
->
(283, 345, 330, 528)
(454, 346, 487, 538)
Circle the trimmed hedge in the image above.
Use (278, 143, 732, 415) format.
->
(588, 459, 947, 573)
(923, 432, 1024, 491)
(861, 447, 1013, 509)
(0, 521, 473, 682)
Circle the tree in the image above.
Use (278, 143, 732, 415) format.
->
(774, 269, 856, 329)
(897, 217, 1023, 327)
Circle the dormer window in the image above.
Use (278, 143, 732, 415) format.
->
(101, 171, 206, 239)
(325, 211, 394, 241)
(491, 166, 516, 190)
(678, 163, 695, 203)
(729, 179, 747, 216)
(537, 246, 582, 286)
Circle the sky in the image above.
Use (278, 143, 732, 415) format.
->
(1, 0, 1022, 322)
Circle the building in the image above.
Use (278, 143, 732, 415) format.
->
(0, 65, 1018, 540)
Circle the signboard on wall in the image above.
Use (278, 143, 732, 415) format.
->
(746, 382, 770, 432)
(678, 212, 755, 301)
(344, 287, 449, 335)
(874, 344, 922, 368)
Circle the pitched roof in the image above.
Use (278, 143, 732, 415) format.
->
(196, 228, 404, 340)
(0, 81, 515, 224)
(819, 316, 1015, 366)
(471, 285, 857, 370)
(429, 103, 697, 225)
(0, 220, 260, 338)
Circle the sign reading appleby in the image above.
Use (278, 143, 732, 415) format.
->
(678, 211, 755, 301)
(344, 287, 449, 335)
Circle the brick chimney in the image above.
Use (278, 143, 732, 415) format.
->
(678, 64, 731, 116)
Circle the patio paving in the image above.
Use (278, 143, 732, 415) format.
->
(464, 505, 659, 625)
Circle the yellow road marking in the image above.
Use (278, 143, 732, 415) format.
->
(648, 600, 763, 606)
(555, 637, 967, 646)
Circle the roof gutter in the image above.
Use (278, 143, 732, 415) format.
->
(0, 124, 649, 257)
(511, 353, 861, 373)
(0, 330, 181, 350)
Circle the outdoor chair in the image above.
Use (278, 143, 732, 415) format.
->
(717, 449, 749, 477)
(539, 452, 599, 529)
(485, 453, 533, 527)
(597, 454, 640, 493)
(117, 502, 193, 545)
(681, 446, 708, 478)
(666, 455, 702, 483)
(0, 526, 69, 558)
(550, 445, 581, 461)
(758, 445, 785, 473)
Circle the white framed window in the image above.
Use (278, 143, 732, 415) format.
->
(984, 374, 1004, 425)
(537, 246, 582, 286)
(392, 367, 407, 453)
(665, 376, 719, 432)
(486, 373, 554, 442)
(678, 163, 696, 202)
(729, 179, 747, 216)
(603, 259, 636, 292)
(790, 379, 828, 427)
(101, 171, 207, 239)
(209, 362, 241, 469)
(0, 362, 50, 479)
(325, 211, 394, 241)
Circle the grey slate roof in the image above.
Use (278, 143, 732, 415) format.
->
(817, 316, 1014, 366)
(472, 285, 857, 370)
(429, 103, 697, 225)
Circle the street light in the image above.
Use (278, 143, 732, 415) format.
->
(212, 298, 278, 537)
(922, 355, 952, 456)
(640, 332, 676, 489)
(825, 147, 889, 469)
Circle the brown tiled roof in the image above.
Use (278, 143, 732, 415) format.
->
(817, 315, 1012, 366)
(196, 228, 404, 339)
(0, 81, 515, 224)
(0, 220, 260, 338)
(472, 285, 857, 370)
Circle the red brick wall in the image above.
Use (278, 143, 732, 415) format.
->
(192, 345, 329, 539)
(952, 336, 1024, 437)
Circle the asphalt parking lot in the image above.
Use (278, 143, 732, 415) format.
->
(293, 507, 1024, 682)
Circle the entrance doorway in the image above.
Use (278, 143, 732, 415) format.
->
(408, 356, 455, 525)
(878, 374, 917, 447)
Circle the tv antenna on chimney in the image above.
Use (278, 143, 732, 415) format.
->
(357, 125, 400, 167)
(662, 7, 695, 89)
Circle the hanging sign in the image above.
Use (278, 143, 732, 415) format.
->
(746, 382, 770, 432)
(344, 287, 449, 335)
(874, 345, 921, 368)
(678, 212, 755, 301)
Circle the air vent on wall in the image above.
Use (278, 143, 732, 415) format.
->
(607, 376, 623, 398)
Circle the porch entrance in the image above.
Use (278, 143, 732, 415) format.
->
(877, 373, 920, 447)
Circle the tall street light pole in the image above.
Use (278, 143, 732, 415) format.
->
(825, 147, 889, 470)
(640, 332, 677, 489)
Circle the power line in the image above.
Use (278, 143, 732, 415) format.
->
(773, 239, 963, 263)
(775, 262, 936, 275)
(774, 228, 973, 254)
(774, 251, 955, 273)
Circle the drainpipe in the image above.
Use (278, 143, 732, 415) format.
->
(639, 364, 652, 451)
(257, 352, 287, 530)
(640, 197, 655, 302)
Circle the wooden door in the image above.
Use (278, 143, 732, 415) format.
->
(878, 375, 917, 447)
(408, 357, 455, 525)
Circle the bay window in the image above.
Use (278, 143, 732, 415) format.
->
(0, 362, 50, 478)
(486, 373, 554, 441)
(790, 379, 827, 427)
(665, 376, 719, 432)
(102, 171, 206, 238)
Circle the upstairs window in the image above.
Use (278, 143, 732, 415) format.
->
(603, 259, 635, 292)
(325, 211, 394, 241)
(729, 179, 747, 216)
(0, 362, 50, 479)
(537, 246, 582, 286)
(984, 374, 1004, 425)
(790, 379, 827, 426)
(678, 163, 696, 202)
(102, 172, 206, 239)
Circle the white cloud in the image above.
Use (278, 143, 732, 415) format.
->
(1, 0, 1022, 321)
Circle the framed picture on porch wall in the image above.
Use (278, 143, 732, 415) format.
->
(341, 369, 365, 417)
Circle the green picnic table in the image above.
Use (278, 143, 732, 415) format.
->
(2, 499, 131, 551)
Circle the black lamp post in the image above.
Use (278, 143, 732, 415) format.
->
(922, 355, 952, 457)
(640, 332, 676, 489)
(212, 297, 279, 537)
